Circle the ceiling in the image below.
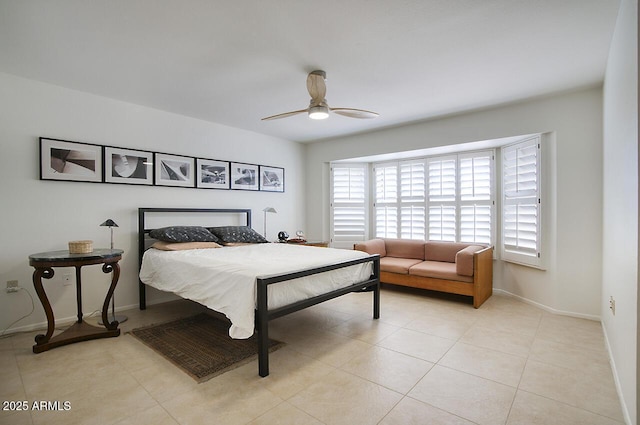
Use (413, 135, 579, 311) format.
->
(0, 0, 621, 143)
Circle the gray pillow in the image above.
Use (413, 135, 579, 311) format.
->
(207, 226, 268, 244)
(149, 226, 220, 243)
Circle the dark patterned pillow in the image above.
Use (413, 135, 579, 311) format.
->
(149, 226, 220, 243)
(207, 226, 268, 244)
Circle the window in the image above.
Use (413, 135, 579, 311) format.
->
(374, 163, 398, 238)
(400, 161, 426, 240)
(329, 135, 544, 269)
(427, 156, 457, 241)
(459, 152, 493, 244)
(372, 151, 495, 245)
(330, 164, 368, 248)
(501, 136, 542, 268)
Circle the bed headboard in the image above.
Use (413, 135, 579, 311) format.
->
(137, 207, 252, 309)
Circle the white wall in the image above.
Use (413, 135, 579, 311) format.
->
(305, 87, 604, 318)
(602, 0, 638, 423)
(0, 72, 305, 333)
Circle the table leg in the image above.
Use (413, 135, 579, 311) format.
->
(75, 266, 83, 323)
(101, 262, 120, 331)
(32, 267, 55, 346)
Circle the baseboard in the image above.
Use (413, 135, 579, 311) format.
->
(602, 323, 633, 425)
(492, 288, 601, 321)
(1, 302, 139, 336)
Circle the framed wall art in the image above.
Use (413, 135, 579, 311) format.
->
(40, 137, 103, 183)
(155, 153, 195, 188)
(230, 162, 259, 191)
(39, 135, 287, 194)
(259, 165, 284, 192)
(105, 147, 153, 185)
(196, 158, 230, 189)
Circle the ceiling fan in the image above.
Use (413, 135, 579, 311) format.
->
(261, 70, 379, 121)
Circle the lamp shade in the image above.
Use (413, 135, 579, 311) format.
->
(100, 219, 119, 227)
(262, 207, 277, 213)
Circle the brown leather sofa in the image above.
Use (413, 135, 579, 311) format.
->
(354, 239, 493, 308)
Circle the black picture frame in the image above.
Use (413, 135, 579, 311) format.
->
(196, 158, 230, 189)
(230, 162, 259, 191)
(259, 165, 285, 192)
(40, 137, 103, 183)
(155, 153, 195, 188)
(104, 147, 154, 185)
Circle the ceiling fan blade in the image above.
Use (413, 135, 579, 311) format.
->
(306, 71, 327, 103)
(331, 107, 379, 119)
(261, 109, 308, 121)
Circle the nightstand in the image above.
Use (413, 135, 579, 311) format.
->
(285, 241, 329, 247)
(28, 248, 123, 353)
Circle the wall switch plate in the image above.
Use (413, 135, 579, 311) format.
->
(6, 280, 19, 293)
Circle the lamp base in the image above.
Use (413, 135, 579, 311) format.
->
(98, 314, 128, 325)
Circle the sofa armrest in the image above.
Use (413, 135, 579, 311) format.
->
(472, 246, 494, 308)
(354, 239, 386, 257)
(455, 245, 484, 276)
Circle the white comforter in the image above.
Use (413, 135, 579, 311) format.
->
(139, 244, 373, 338)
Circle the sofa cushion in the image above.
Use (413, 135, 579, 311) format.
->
(354, 239, 386, 257)
(456, 245, 484, 276)
(380, 257, 424, 274)
(385, 239, 425, 260)
(409, 261, 473, 283)
(425, 241, 473, 263)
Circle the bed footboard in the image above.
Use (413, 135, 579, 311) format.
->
(256, 254, 380, 377)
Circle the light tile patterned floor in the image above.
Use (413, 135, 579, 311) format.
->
(0, 287, 626, 425)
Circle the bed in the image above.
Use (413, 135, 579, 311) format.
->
(138, 208, 380, 377)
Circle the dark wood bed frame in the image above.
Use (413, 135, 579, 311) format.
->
(138, 207, 380, 377)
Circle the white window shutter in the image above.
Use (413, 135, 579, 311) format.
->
(502, 137, 542, 267)
(459, 151, 495, 245)
(428, 205, 456, 241)
(330, 164, 367, 248)
(376, 206, 398, 238)
(400, 161, 425, 201)
(460, 154, 492, 201)
(428, 157, 456, 202)
(401, 205, 425, 240)
(399, 161, 426, 240)
(427, 156, 457, 241)
(460, 205, 492, 244)
(374, 163, 399, 238)
(375, 164, 397, 203)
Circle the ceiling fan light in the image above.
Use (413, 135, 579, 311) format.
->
(308, 105, 329, 120)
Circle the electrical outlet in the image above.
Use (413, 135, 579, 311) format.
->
(6, 280, 19, 293)
(609, 296, 616, 315)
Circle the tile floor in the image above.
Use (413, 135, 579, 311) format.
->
(0, 286, 626, 425)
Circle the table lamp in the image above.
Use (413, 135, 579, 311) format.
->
(262, 207, 277, 238)
(100, 219, 119, 249)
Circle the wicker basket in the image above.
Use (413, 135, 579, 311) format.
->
(68, 240, 93, 254)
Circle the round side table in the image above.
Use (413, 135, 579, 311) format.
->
(28, 249, 123, 353)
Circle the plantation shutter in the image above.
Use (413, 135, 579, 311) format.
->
(427, 156, 457, 241)
(374, 163, 398, 238)
(502, 137, 542, 267)
(369, 149, 497, 247)
(459, 152, 494, 244)
(400, 161, 426, 240)
(330, 164, 367, 248)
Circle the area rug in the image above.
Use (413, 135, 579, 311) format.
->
(130, 313, 284, 382)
